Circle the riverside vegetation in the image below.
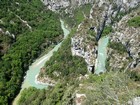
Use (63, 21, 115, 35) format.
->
(0, 0, 63, 104)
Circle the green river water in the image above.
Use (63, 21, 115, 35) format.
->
(13, 19, 70, 105)
(95, 36, 109, 74)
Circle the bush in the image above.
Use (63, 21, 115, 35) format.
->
(108, 41, 127, 54)
(18, 87, 46, 105)
(102, 26, 113, 37)
(129, 68, 140, 81)
(61, 4, 92, 28)
(128, 16, 140, 27)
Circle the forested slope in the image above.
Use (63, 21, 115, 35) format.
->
(0, 0, 63, 104)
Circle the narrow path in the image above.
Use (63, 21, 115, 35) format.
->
(13, 19, 70, 105)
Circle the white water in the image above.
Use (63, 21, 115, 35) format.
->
(13, 19, 70, 105)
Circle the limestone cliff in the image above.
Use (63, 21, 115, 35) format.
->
(41, 0, 94, 11)
(69, 0, 140, 73)
(108, 8, 140, 71)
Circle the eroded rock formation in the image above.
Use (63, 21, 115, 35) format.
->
(70, 0, 140, 73)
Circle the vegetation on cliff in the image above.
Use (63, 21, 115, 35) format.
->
(81, 71, 140, 104)
(39, 29, 87, 80)
(60, 4, 92, 28)
(128, 16, 140, 27)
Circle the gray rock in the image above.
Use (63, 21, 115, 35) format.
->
(128, 97, 140, 105)
(42, 0, 94, 11)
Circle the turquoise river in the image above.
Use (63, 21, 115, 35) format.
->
(13, 19, 70, 105)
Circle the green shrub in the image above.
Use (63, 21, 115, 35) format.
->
(108, 41, 127, 54)
(102, 26, 113, 37)
(128, 16, 140, 27)
(18, 87, 47, 105)
(84, 71, 138, 105)
(129, 70, 140, 81)
(61, 4, 92, 27)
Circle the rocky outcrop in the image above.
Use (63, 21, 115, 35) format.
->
(71, 20, 97, 72)
(41, 0, 70, 11)
(91, 0, 140, 40)
(75, 93, 86, 105)
(128, 97, 140, 105)
(71, 0, 140, 73)
(35, 74, 56, 86)
(108, 9, 140, 70)
(41, 0, 94, 11)
(71, 36, 97, 72)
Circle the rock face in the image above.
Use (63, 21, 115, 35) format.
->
(71, 35, 97, 72)
(42, 0, 140, 11)
(71, 18, 98, 72)
(70, 0, 140, 73)
(42, 0, 140, 73)
(35, 74, 56, 86)
(41, 0, 70, 11)
(75, 93, 86, 105)
(108, 9, 140, 70)
(128, 97, 140, 105)
(41, 0, 94, 11)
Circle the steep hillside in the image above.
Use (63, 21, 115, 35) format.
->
(0, 0, 63, 57)
(108, 9, 140, 71)
(0, 0, 63, 104)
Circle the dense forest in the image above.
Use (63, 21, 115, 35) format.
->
(18, 83, 74, 105)
(0, 0, 63, 104)
(0, 0, 63, 57)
